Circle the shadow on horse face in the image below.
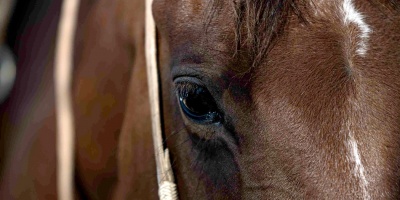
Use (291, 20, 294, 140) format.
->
(152, 0, 400, 199)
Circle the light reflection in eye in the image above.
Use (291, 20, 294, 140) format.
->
(176, 82, 221, 124)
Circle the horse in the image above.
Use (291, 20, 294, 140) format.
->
(2, 0, 400, 199)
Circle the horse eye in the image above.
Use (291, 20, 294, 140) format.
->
(176, 82, 221, 124)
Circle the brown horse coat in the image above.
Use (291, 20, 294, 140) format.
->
(1, 0, 400, 199)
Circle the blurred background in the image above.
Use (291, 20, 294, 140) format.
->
(0, 0, 62, 175)
(0, 0, 135, 197)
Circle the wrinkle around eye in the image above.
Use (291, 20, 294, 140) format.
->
(188, 132, 241, 190)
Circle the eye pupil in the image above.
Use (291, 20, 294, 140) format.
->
(182, 87, 214, 115)
(177, 83, 221, 124)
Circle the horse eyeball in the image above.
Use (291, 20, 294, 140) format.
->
(177, 83, 221, 124)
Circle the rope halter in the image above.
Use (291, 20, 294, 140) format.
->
(55, 0, 177, 199)
(145, 0, 178, 198)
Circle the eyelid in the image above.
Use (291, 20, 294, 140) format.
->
(171, 65, 207, 82)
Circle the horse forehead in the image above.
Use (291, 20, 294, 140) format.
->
(153, 0, 211, 37)
(154, 0, 209, 18)
(153, 0, 235, 55)
(178, 0, 207, 13)
(310, 0, 341, 16)
(309, 0, 369, 23)
(308, 0, 373, 56)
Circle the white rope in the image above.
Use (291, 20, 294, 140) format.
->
(54, 0, 175, 198)
(158, 149, 178, 199)
(144, 0, 178, 199)
(159, 181, 178, 200)
(54, 0, 80, 200)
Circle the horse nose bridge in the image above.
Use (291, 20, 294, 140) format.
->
(248, 93, 400, 198)
(340, 75, 400, 199)
(345, 124, 400, 199)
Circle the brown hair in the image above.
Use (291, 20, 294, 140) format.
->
(207, 0, 399, 68)
(234, 0, 301, 67)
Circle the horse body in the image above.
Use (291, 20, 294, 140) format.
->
(1, 0, 400, 199)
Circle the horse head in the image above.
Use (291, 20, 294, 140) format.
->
(147, 0, 400, 198)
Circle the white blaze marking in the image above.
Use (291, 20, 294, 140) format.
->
(341, 1, 371, 199)
(342, 0, 372, 56)
(347, 130, 370, 200)
(312, 0, 371, 198)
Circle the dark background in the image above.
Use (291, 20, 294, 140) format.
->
(0, 0, 62, 172)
